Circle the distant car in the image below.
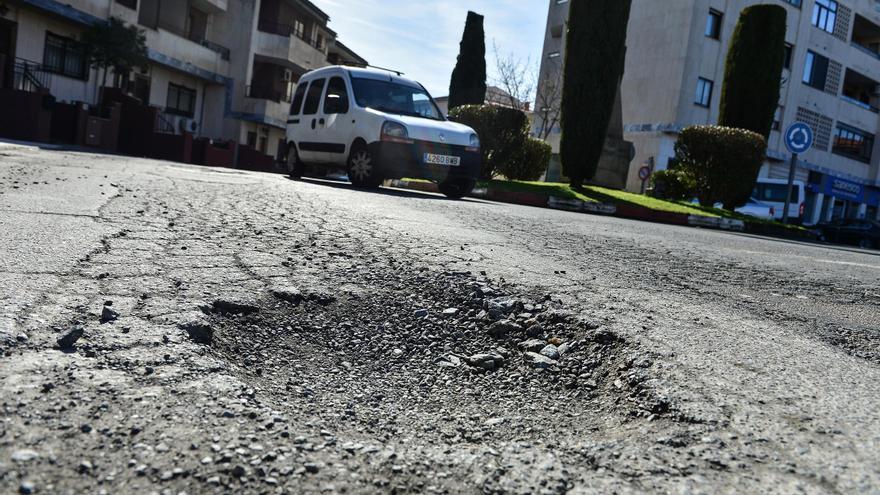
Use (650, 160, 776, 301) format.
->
(732, 197, 775, 221)
(689, 197, 775, 220)
(753, 179, 807, 223)
(816, 219, 880, 249)
(284, 66, 481, 199)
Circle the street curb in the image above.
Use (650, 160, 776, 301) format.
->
(388, 179, 804, 238)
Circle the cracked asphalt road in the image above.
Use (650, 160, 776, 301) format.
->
(1, 143, 879, 494)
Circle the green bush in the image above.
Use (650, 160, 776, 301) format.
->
(718, 5, 787, 139)
(499, 138, 552, 181)
(674, 125, 767, 210)
(650, 169, 696, 201)
(449, 104, 529, 180)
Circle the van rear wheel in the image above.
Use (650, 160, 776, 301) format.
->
(287, 144, 304, 179)
(347, 142, 382, 188)
(439, 178, 476, 199)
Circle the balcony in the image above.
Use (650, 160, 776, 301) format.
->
(246, 85, 293, 104)
(144, 28, 230, 78)
(841, 68, 880, 114)
(254, 21, 328, 70)
(852, 14, 880, 59)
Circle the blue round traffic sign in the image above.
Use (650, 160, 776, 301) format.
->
(784, 122, 814, 154)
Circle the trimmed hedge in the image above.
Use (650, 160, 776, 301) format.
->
(449, 104, 529, 180)
(500, 138, 552, 181)
(650, 169, 696, 201)
(718, 5, 787, 139)
(674, 125, 767, 210)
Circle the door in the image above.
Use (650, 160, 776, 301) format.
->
(0, 20, 16, 89)
(295, 77, 326, 163)
(309, 75, 353, 164)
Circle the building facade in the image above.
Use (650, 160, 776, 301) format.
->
(535, 0, 880, 223)
(0, 0, 364, 161)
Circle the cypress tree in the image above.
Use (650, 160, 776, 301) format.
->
(448, 11, 487, 110)
(719, 5, 787, 140)
(560, 0, 632, 189)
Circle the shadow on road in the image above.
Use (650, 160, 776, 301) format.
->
(292, 177, 495, 205)
(728, 232, 880, 257)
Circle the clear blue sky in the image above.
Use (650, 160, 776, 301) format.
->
(317, 0, 548, 99)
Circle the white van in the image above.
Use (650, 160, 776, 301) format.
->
(284, 66, 481, 198)
(753, 178, 807, 223)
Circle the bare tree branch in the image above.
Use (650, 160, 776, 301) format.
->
(491, 41, 535, 112)
(534, 59, 563, 141)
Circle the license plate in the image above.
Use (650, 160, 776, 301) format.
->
(424, 153, 460, 166)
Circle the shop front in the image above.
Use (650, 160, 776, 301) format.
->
(806, 172, 880, 224)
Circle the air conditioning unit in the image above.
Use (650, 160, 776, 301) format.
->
(178, 118, 199, 134)
(282, 69, 293, 82)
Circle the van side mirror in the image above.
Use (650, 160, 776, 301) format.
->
(446, 114, 457, 122)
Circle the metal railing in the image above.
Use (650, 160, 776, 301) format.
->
(155, 112, 176, 134)
(246, 84, 293, 103)
(256, 20, 325, 51)
(200, 40, 231, 61)
(13, 58, 52, 93)
(841, 94, 880, 113)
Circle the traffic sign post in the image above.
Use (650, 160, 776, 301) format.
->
(782, 123, 814, 224)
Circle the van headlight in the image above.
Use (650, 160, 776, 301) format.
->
(467, 133, 480, 152)
(381, 121, 412, 144)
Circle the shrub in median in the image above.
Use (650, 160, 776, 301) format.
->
(650, 169, 696, 201)
(499, 138, 552, 181)
(674, 125, 766, 210)
(450, 104, 529, 180)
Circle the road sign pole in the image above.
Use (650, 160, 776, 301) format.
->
(782, 153, 797, 225)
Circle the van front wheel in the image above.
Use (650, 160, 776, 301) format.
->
(347, 142, 382, 188)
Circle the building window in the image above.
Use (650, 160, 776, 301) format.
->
(812, 0, 838, 34)
(803, 50, 829, 90)
(43, 32, 87, 80)
(695, 77, 713, 107)
(783, 44, 794, 69)
(246, 131, 257, 148)
(705, 10, 723, 39)
(166, 82, 196, 117)
(833, 124, 874, 163)
(773, 106, 784, 131)
(116, 0, 137, 9)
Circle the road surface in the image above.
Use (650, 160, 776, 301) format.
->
(1, 143, 878, 494)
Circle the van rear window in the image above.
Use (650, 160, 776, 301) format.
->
(289, 83, 307, 116)
(302, 79, 326, 115)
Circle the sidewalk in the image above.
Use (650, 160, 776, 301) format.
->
(388, 179, 816, 240)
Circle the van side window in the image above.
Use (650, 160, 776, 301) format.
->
(289, 83, 308, 116)
(324, 77, 349, 115)
(302, 78, 326, 115)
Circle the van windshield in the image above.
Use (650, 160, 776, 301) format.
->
(753, 183, 798, 203)
(350, 77, 443, 121)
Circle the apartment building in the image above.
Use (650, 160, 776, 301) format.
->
(535, 0, 880, 223)
(0, 0, 363, 161)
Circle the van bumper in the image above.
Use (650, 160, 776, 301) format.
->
(368, 140, 480, 183)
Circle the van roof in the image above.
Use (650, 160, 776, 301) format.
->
(302, 65, 422, 90)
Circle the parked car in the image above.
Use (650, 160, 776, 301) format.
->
(816, 219, 880, 249)
(752, 179, 806, 223)
(284, 66, 481, 198)
(688, 197, 775, 220)
(732, 197, 775, 220)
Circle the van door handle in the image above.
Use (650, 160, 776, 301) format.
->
(319, 118, 325, 126)
(311, 119, 316, 129)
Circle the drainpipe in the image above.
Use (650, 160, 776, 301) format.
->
(199, 81, 207, 137)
